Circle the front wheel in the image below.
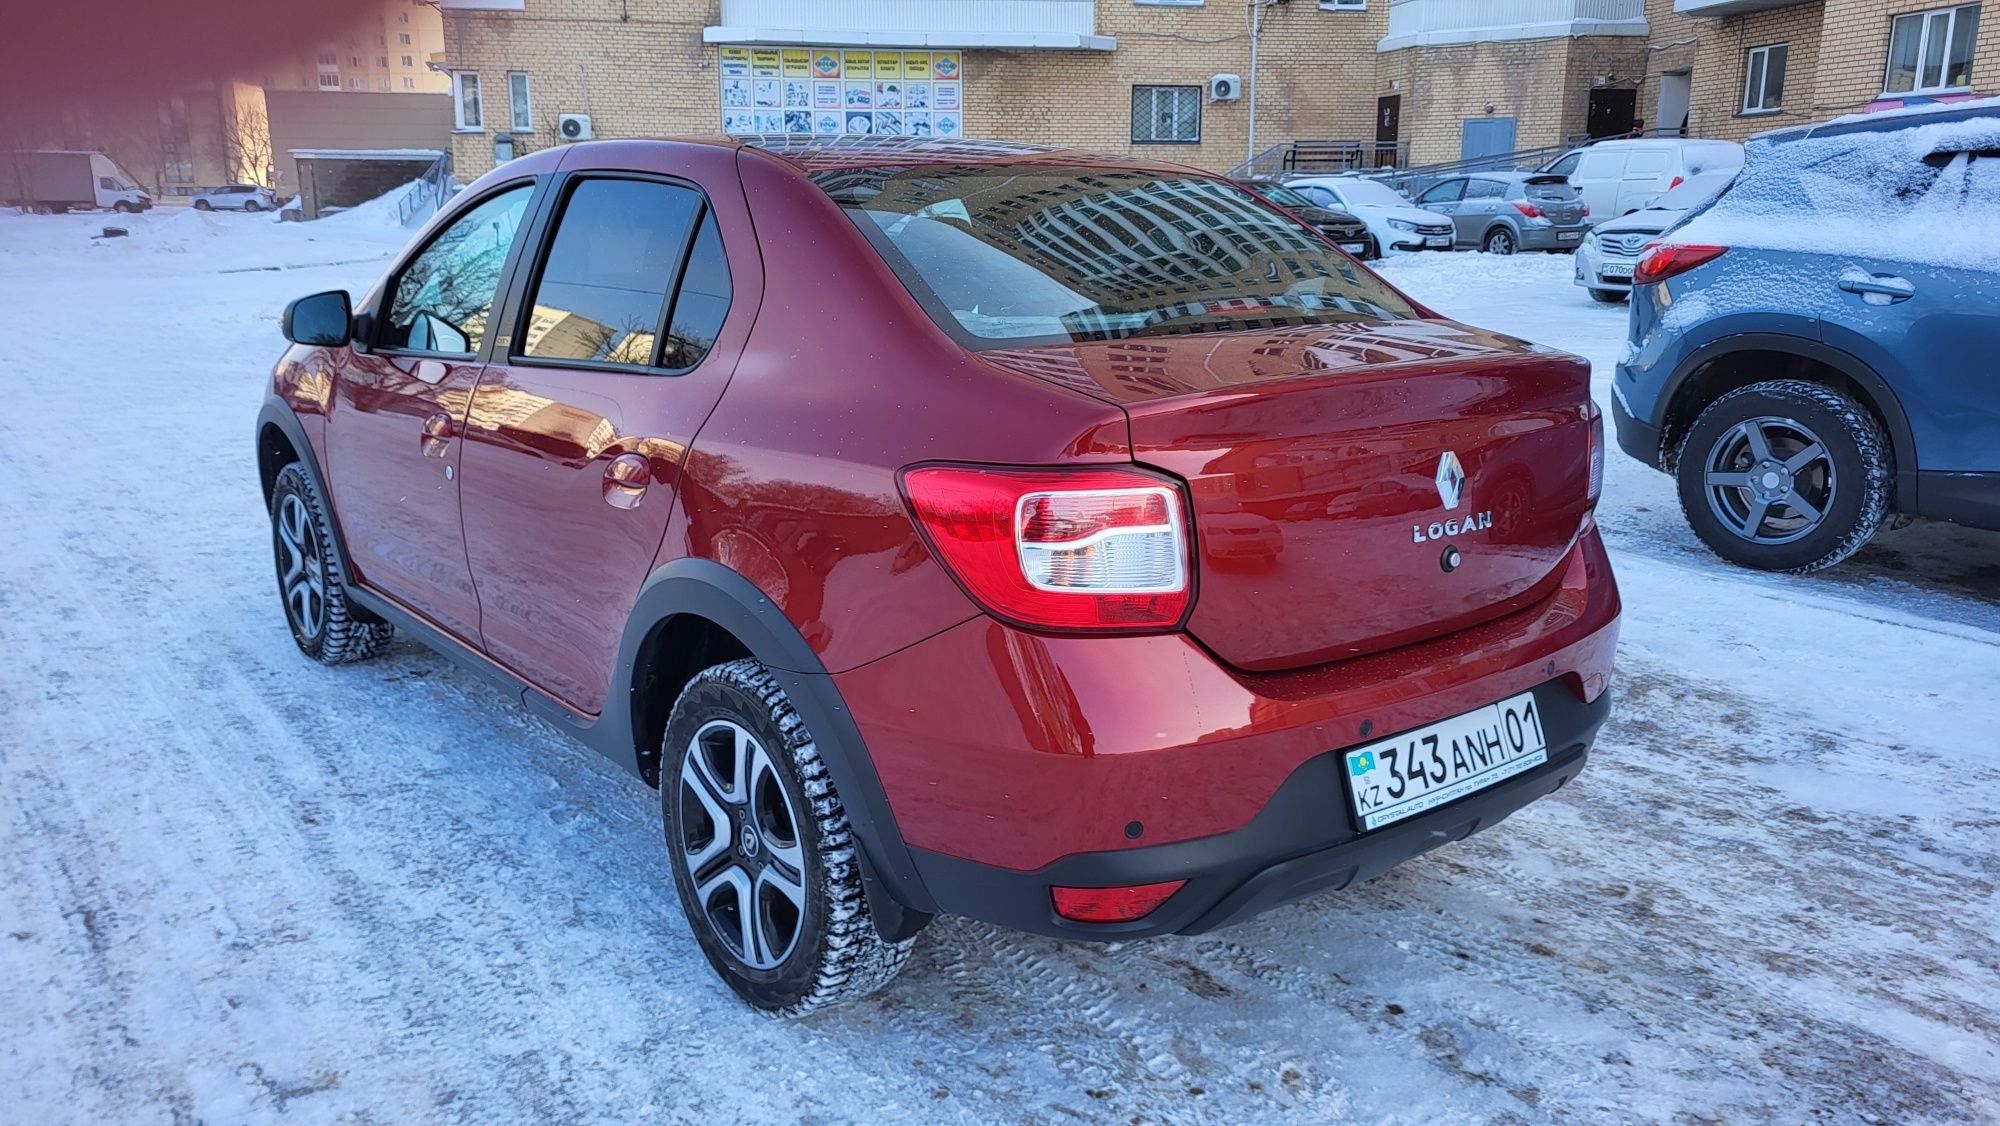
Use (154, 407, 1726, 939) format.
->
(194, 199, 212, 211)
(1483, 227, 1516, 255)
(1674, 380, 1890, 573)
(1588, 288, 1627, 304)
(662, 660, 918, 1015)
(269, 463, 394, 662)
(113, 201, 136, 214)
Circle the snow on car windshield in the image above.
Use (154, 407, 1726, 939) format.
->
(1674, 111, 2000, 270)
(1331, 178, 1411, 209)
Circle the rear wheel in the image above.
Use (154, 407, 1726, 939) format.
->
(269, 463, 394, 662)
(1588, 288, 1627, 304)
(1483, 227, 1516, 255)
(243, 199, 261, 212)
(662, 660, 917, 1015)
(1674, 380, 1890, 573)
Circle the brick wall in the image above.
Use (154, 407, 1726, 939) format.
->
(1813, 0, 1998, 111)
(1377, 36, 1648, 166)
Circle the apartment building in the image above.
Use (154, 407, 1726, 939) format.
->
(264, 0, 451, 95)
(434, 0, 1991, 181)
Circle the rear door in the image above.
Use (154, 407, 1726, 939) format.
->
(325, 182, 536, 640)
(1459, 177, 1507, 243)
(457, 149, 751, 714)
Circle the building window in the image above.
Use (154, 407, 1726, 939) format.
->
(1319, 0, 1366, 9)
(376, 55, 389, 67)
(1742, 43, 1788, 112)
(403, 77, 416, 89)
(399, 9, 411, 21)
(1131, 85, 1201, 143)
(349, 77, 363, 89)
(454, 71, 483, 129)
(378, 78, 391, 91)
(401, 55, 414, 67)
(1885, 4, 1982, 95)
(399, 33, 412, 45)
(319, 73, 341, 88)
(508, 72, 533, 132)
(350, 55, 361, 68)
(317, 51, 337, 66)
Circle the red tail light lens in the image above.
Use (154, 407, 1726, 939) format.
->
(1512, 201, 1543, 219)
(901, 465, 1193, 632)
(1668, 175, 1684, 191)
(1632, 243, 1727, 286)
(1585, 403, 1605, 505)
(1052, 880, 1187, 923)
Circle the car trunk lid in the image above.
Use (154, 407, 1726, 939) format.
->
(980, 319, 1596, 671)
(1525, 175, 1587, 225)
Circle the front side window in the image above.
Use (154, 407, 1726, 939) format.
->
(1131, 86, 1201, 144)
(1886, 4, 1981, 94)
(822, 165, 1417, 348)
(454, 71, 482, 129)
(1743, 43, 1789, 112)
(382, 185, 532, 354)
(520, 179, 702, 366)
(508, 72, 533, 132)
(1416, 179, 1464, 205)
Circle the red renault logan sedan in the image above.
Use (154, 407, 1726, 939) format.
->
(258, 137, 1619, 1014)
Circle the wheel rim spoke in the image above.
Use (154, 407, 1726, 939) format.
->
(675, 717, 809, 971)
(1706, 470, 1753, 489)
(1783, 442, 1826, 474)
(1741, 421, 1776, 462)
(1740, 498, 1772, 535)
(1785, 493, 1824, 524)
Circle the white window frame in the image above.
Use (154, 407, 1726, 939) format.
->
(318, 73, 341, 89)
(1135, 0, 1204, 7)
(1318, 0, 1366, 9)
(1884, 4, 1982, 96)
(1742, 42, 1788, 114)
(453, 71, 484, 131)
(508, 71, 533, 132)
(1131, 84, 1201, 144)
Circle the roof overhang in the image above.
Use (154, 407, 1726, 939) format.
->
(701, 26, 1114, 49)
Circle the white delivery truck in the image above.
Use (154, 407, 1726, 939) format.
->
(1, 150, 153, 213)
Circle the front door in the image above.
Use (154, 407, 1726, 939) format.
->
(458, 165, 744, 714)
(1588, 89, 1638, 139)
(1460, 117, 1516, 162)
(1375, 95, 1401, 167)
(1413, 178, 1466, 242)
(325, 183, 535, 640)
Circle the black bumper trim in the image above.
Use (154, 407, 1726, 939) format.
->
(909, 681, 1611, 940)
(1611, 392, 1663, 469)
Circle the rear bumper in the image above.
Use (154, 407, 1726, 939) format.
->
(835, 525, 1621, 936)
(1519, 226, 1586, 251)
(1611, 392, 1664, 468)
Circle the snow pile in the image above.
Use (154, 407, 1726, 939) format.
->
(1674, 109, 2000, 271)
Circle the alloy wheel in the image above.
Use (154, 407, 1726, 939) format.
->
(1701, 415, 1836, 545)
(1486, 229, 1515, 255)
(275, 493, 327, 639)
(677, 719, 808, 971)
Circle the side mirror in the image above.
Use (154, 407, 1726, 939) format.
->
(282, 290, 353, 347)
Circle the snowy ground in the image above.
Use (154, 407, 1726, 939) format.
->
(2, 206, 1997, 1125)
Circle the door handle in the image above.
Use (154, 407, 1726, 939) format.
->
(602, 452, 652, 510)
(420, 411, 454, 458)
(1838, 269, 1916, 304)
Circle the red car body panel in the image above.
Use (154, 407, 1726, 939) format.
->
(263, 136, 1621, 938)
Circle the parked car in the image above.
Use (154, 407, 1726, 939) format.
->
(193, 184, 279, 212)
(1284, 174, 1456, 253)
(1574, 172, 1735, 303)
(1234, 176, 1377, 258)
(0, 150, 151, 213)
(1412, 172, 1589, 255)
(259, 137, 1620, 1014)
(1542, 138, 1742, 220)
(1615, 102, 1999, 572)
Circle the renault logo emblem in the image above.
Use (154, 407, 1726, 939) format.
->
(1435, 451, 1466, 510)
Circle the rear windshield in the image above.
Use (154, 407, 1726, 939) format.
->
(818, 164, 1418, 348)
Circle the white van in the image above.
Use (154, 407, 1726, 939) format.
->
(1542, 139, 1742, 222)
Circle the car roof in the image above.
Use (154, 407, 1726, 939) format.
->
(1756, 97, 2000, 145)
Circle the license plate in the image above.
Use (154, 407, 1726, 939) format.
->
(1425, 236, 1451, 248)
(1558, 230, 1582, 242)
(1344, 691, 1548, 831)
(1600, 261, 1634, 279)
(1340, 242, 1367, 254)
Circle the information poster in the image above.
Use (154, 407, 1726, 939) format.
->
(723, 45, 966, 137)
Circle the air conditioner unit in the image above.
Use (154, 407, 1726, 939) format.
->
(1209, 74, 1242, 103)
(557, 113, 594, 142)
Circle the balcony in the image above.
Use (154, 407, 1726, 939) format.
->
(1672, 0, 1810, 14)
(1380, 0, 1647, 51)
(703, 0, 1113, 50)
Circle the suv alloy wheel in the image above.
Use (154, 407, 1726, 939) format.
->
(269, 463, 395, 663)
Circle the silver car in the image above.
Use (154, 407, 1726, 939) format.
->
(1413, 173, 1589, 255)
(1573, 171, 1735, 303)
(191, 184, 279, 212)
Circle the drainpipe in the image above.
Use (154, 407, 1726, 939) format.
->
(1247, 0, 1263, 167)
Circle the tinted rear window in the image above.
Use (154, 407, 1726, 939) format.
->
(818, 164, 1417, 348)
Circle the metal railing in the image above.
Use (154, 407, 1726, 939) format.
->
(393, 152, 456, 227)
(1227, 140, 1409, 180)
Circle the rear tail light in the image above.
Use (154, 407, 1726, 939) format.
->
(1668, 175, 1684, 191)
(1582, 202, 1591, 216)
(1585, 403, 1605, 505)
(901, 465, 1193, 632)
(1512, 201, 1543, 219)
(1051, 880, 1187, 923)
(1632, 243, 1727, 285)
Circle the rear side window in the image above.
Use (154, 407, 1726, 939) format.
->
(383, 184, 532, 355)
(1465, 179, 1506, 200)
(1545, 151, 1581, 178)
(520, 179, 702, 366)
(820, 165, 1417, 348)
(660, 212, 731, 371)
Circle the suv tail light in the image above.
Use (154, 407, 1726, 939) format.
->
(1632, 243, 1727, 286)
(1512, 201, 1543, 219)
(901, 465, 1193, 632)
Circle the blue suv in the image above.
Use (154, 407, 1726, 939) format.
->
(1613, 102, 1999, 572)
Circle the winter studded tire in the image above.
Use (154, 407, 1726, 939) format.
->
(1588, 288, 1626, 305)
(661, 659, 916, 1016)
(269, 463, 394, 663)
(1674, 380, 1891, 574)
